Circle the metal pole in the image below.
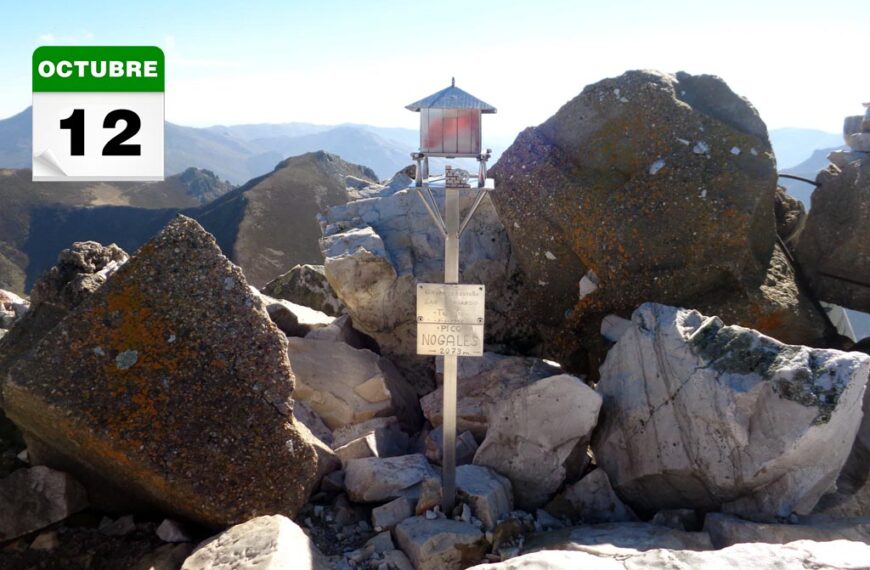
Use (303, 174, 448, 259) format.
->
(442, 185, 460, 514)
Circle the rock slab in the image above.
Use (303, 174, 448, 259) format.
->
(474, 374, 601, 510)
(181, 515, 329, 570)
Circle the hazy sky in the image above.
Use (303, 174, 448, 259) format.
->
(3, 0, 868, 141)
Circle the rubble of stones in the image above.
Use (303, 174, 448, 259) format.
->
(1, 69, 870, 570)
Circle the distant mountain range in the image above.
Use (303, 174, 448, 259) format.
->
(769, 128, 843, 170)
(0, 107, 419, 183)
(0, 152, 373, 294)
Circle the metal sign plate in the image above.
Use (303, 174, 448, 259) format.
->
(416, 283, 485, 357)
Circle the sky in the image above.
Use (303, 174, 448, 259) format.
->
(3, 0, 868, 142)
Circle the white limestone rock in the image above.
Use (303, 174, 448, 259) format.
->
(593, 303, 870, 519)
(344, 454, 438, 503)
(394, 516, 487, 570)
(468, 540, 870, 569)
(546, 469, 637, 523)
(181, 515, 329, 569)
(286, 337, 419, 430)
(456, 464, 513, 530)
(473, 374, 601, 510)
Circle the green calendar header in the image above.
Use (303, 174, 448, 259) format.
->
(33, 46, 164, 92)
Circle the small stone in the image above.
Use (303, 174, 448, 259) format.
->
(157, 519, 192, 543)
(535, 509, 565, 531)
(371, 497, 414, 531)
(415, 478, 442, 515)
(651, 509, 700, 532)
(460, 504, 472, 524)
(455, 465, 513, 531)
(425, 510, 438, 520)
(29, 531, 59, 551)
(320, 470, 345, 494)
(394, 516, 486, 570)
(545, 469, 637, 523)
(100, 514, 136, 536)
(424, 428, 478, 466)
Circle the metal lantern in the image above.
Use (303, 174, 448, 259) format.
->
(406, 78, 495, 157)
(406, 78, 496, 183)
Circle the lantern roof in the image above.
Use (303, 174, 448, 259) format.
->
(405, 78, 496, 114)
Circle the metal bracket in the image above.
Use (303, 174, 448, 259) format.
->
(458, 187, 488, 238)
(415, 186, 447, 238)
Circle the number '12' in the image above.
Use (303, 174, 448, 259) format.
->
(59, 109, 142, 156)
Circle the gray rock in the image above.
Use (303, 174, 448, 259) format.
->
(258, 291, 334, 337)
(522, 521, 713, 555)
(421, 353, 563, 440)
(181, 515, 329, 569)
(593, 303, 869, 519)
(545, 469, 637, 523)
(99, 514, 136, 536)
(474, 374, 601, 510)
(319, 182, 531, 387)
(332, 416, 405, 449)
(293, 400, 334, 447)
(456, 464, 513, 530)
(371, 497, 414, 530)
(394, 516, 487, 570)
(157, 518, 193, 543)
(650, 509, 700, 532)
(334, 426, 408, 466)
(704, 512, 870, 548)
(344, 454, 438, 503)
(262, 264, 345, 317)
(815, 376, 870, 518)
(425, 427, 478, 466)
(286, 337, 420, 431)
(0, 466, 88, 541)
(304, 314, 374, 350)
(795, 153, 870, 313)
(600, 314, 632, 343)
(131, 544, 194, 570)
(468, 540, 870, 569)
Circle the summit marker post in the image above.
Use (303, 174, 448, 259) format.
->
(406, 80, 496, 513)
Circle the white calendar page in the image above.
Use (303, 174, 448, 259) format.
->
(32, 91, 163, 181)
(32, 46, 164, 182)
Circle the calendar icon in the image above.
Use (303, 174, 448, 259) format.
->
(32, 46, 164, 182)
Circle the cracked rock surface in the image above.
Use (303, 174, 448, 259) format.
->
(592, 303, 869, 519)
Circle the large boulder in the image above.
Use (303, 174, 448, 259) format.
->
(1, 216, 325, 527)
(319, 177, 533, 389)
(474, 374, 601, 510)
(490, 70, 826, 359)
(593, 303, 869, 519)
(795, 151, 870, 313)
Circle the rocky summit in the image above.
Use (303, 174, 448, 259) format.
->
(1, 68, 869, 570)
(1, 216, 323, 527)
